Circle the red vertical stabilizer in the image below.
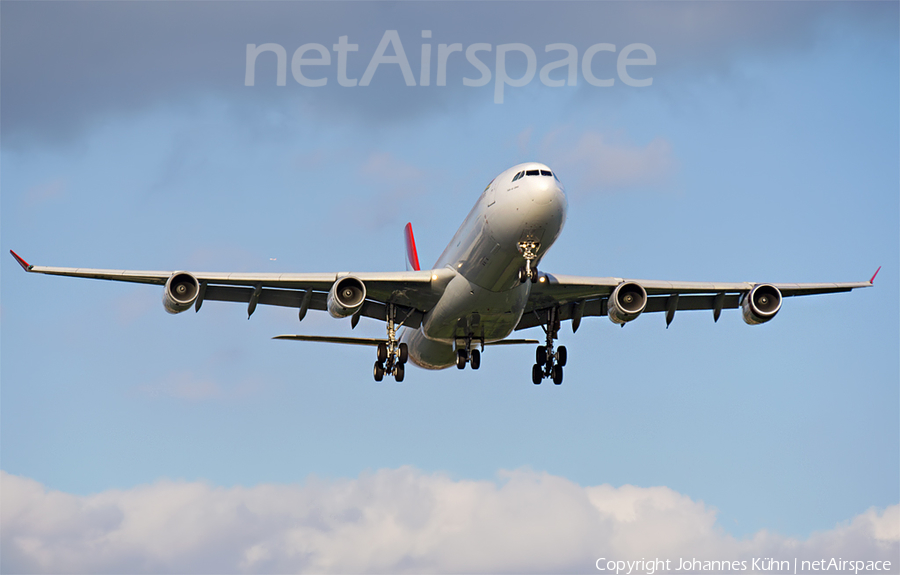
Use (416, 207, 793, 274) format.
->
(404, 223, 420, 271)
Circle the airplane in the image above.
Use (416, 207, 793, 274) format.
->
(10, 162, 879, 385)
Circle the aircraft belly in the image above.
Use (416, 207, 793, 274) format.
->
(402, 328, 455, 370)
(420, 272, 530, 344)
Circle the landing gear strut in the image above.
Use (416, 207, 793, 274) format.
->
(373, 304, 408, 382)
(532, 307, 566, 385)
(517, 240, 540, 283)
(455, 334, 482, 370)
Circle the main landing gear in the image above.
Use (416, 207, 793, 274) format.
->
(533, 307, 566, 385)
(517, 240, 540, 284)
(456, 334, 482, 370)
(373, 304, 408, 383)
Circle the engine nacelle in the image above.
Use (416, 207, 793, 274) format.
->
(741, 284, 782, 325)
(608, 281, 647, 325)
(163, 272, 200, 314)
(327, 276, 366, 318)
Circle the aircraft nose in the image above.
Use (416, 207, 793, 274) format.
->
(530, 179, 562, 206)
(520, 179, 567, 232)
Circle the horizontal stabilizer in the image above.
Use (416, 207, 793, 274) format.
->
(274, 335, 538, 347)
(483, 339, 540, 346)
(273, 334, 388, 346)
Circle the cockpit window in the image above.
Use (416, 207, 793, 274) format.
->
(516, 168, 557, 180)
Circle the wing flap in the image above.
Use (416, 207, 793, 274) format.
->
(202, 285, 423, 327)
(644, 294, 742, 313)
(517, 279, 867, 331)
(204, 285, 328, 310)
(529, 272, 874, 306)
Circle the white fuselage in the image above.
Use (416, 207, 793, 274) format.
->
(403, 162, 567, 369)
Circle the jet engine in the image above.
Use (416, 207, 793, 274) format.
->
(163, 272, 200, 314)
(327, 276, 366, 318)
(608, 282, 647, 325)
(741, 284, 782, 325)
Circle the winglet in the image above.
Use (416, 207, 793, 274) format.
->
(869, 266, 881, 284)
(9, 250, 33, 272)
(404, 223, 420, 272)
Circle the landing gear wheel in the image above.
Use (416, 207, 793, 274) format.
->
(394, 364, 405, 382)
(556, 346, 567, 367)
(518, 267, 528, 284)
(552, 364, 563, 385)
(536, 346, 548, 365)
(457, 349, 468, 370)
(398, 342, 408, 364)
(373, 362, 385, 382)
(532, 364, 543, 385)
(377, 342, 388, 363)
(530, 268, 539, 282)
(470, 349, 481, 370)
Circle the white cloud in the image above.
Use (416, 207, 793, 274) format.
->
(544, 129, 678, 193)
(21, 179, 67, 208)
(344, 152, 431, 230)
(132, 370, 262, 401)
(2, 468, 897, 574)
(360, 152, 425, 186)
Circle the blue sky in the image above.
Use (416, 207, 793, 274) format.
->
(2, 2, 898, 572)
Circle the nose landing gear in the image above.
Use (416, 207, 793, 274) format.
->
(532, 307, 566, 385)
(373, 304, 408, 382)
(517, 240, 540, 284)
(518, 266, 538, 284)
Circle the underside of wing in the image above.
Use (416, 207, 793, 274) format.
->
(9, 250, 445, 328)
(518, 271, 876, 330)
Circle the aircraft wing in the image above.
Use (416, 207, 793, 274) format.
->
(517, 270, 879, 330)
(9, 250, 438, 327)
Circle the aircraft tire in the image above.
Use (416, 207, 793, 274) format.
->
(398, 342, 409, 364)
(532, 364, 543, 385)
(377, 342, 388, 363)
(556, 346, 567, 367)
(536, 346, 547, 365)
(470, 349, 481, 370)
(374, 362, 385, 382)
(457, 350, 467, 369)
(552, 364, 563, 385)
(395, 364, 405, 383)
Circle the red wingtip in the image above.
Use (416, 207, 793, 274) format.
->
(9, 250, 32, 271)
(869, 266, 881, 284)
(404, 223, 421, 272)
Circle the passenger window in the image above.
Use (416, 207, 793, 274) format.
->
(526, 169, 539, 176)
